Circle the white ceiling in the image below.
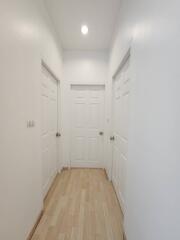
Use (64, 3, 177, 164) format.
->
(45, 0, 121, 50)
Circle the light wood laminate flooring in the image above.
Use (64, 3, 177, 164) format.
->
(32, 169, 124, 240)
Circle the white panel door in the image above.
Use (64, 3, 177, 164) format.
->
(112, 56, 130, 211)
(71, 86, 104, 168)
(41, 66, 58, 197)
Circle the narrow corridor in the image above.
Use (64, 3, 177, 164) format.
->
(32, 169, 124, 240)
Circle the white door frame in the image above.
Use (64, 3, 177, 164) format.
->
(109, 48, 131, 181)
(41, 60, 62, 174)
(110, 48, 131, 215)
(69, 84, 105, 169)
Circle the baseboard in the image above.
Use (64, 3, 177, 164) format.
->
(62, 167, 69, 171)
(70, 162, 102, 168)
(117, 188, 125, 215)
(58, 165, 63, 173)
(44, 173, 59, 202)
(123, 231, 127, 240)
(27, 209, 44, 240)
(70, 167, 103, 170)
(111, 179, 124, 217)
(111, 178, 127, 240)
(104, 168, 109, 180)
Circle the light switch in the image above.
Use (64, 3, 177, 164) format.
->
(27, 120, 35, 128)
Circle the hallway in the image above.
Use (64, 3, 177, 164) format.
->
(1, 0, 180, 239)
(32, 169, 123, 240)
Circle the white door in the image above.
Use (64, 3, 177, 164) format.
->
(111, 56, 130, 211)
(71, 85, 105, 168)
(41, 66, 58, 197)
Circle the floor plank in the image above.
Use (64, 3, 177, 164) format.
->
(32, 169, 124, 240)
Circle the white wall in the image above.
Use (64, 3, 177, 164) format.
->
(62, 50, 108, 167)
(63, 51, 108, 85)
(0, 0, 63, 239)
(108, 0, 180, 239)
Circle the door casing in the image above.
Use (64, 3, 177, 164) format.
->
(110, 49, 131, 213)
(41, 61, 61, 198)
(70, 84, 105, 168)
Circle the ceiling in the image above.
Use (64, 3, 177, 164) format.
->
(45, 0, 121, 50)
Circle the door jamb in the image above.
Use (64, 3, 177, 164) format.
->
(110, 47, 131, 181)
(69, 84, 106, 169)
(41, 60, 62, 173)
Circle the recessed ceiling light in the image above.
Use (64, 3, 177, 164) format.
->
(81, 25, 88, 35)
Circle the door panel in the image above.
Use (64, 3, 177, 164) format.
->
(74, 102, 87, 128)
(72, 135, 86, 163)
(87, 136, 98, 163)
(112, 57, 130, 212)
(89, 103, 99, 128)
(41, 66, 58, 198)
(71, 86, 105, 168)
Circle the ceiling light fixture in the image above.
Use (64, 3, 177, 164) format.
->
(81, 25, 88, 35)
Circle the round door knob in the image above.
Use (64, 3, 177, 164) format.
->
(56, 132, 61, 137)
(110, 136, 115, 141)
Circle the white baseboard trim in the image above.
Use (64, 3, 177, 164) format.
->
(112, 177, 125, 215)
(43, 172, 57, 199)
(123, 231, 127, 240)
(58, 165, 63, 173)
(104, 167, 111, 181)
(26, 209, 44, 240)
(70, 162, 103, 168)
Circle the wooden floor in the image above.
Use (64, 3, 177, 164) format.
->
(32, 169, 124, 240)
